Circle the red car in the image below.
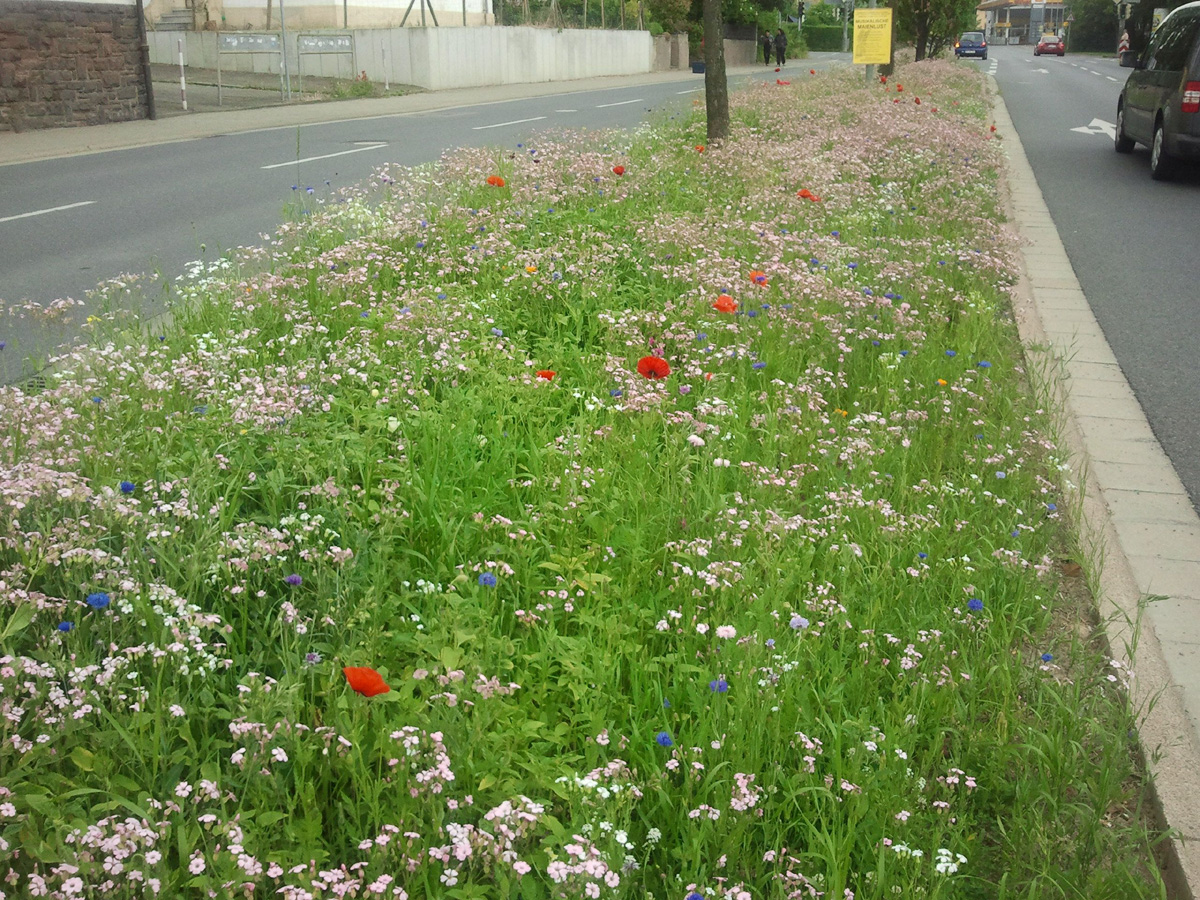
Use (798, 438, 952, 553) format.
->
(1035, 34, 1065, 56)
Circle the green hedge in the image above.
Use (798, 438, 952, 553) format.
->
(802, 23, 849, 51)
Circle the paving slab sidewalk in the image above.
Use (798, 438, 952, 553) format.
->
(995, 81, 1200, 900)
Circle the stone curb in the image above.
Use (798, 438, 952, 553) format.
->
(994, 78, 1200, 899)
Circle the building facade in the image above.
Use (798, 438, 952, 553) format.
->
(976, 0, 1068, 44)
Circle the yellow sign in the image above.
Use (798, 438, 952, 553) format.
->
(853, 9, 893, 65)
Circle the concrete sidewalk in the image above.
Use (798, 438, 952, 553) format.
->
(2, 60, 1197, 897)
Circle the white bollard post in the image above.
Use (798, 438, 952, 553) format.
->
(382, 43, 389, 92)
(178, 38, 187, 110)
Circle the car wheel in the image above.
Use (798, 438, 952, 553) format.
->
(1034, 50, 1039, 56)
(1150, 120, 1177, 180)
(982, 52, 988, 59)
(1114, 104, 1135, 153)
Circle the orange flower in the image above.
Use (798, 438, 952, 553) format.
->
(637, 356, 671, 379)
(486, 175, 506, 187)
(713, 293, 738, 314)
(797, 188, 813, 199)
(344, 666, 390, 697)
(749, 270, 768, 287)
(937, 378, 947, 386)
(695, 145, 705, 153)
(612, 165, 626, 176)
(704, 372, 714, 381)
(536, 370, 556, 381)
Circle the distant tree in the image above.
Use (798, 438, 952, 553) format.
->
(1066, 0, 1118, 51)
(703, 0, 730, 140)
(648, 0, 692, 29)
(892, 0, 977, 59)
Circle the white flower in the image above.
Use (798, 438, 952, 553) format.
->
(687, 434, 706, 447)
(715, 625, 736, 639)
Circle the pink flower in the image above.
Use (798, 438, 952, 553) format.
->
(716, 625, 737, 639)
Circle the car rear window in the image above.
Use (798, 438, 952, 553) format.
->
(962, 32, 983, 41)
(1149, 14, 1200, 70)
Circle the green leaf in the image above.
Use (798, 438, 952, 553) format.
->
(69, 747, 95, 772)
(0, 602, 34, 643)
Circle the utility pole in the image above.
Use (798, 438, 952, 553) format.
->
(135, 0, 156, 119)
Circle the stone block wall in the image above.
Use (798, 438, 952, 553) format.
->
(0, 0, 149, 132)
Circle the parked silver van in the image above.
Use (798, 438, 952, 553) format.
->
(1115, 0, 1200, 179)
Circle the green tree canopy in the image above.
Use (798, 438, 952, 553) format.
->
(892, 0, 978, 59)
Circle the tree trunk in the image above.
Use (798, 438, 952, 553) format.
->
(702, 0, 729, 141)
(266, 0, 273, 28)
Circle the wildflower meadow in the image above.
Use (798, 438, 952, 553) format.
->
(0, 60, 1167, 899)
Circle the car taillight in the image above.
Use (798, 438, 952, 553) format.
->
(1183, 81, 1200, 114)
(981, 40, 987, 47)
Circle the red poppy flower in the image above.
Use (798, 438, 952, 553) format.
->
(914, 97, 921, 105)
(776, 79, 791, 85)
(612, 165, 626, 176)
(810, 69, 816, 75)
(896, 84, 903, 92)
(797, 188, 812, 199)
(486, 175, 506, 187)
(989, 124, 996, 132)
(344, 666, 390, 697)
(749, 270, 768, 286)
(713, 294, 738, 314)
(695, 145, 705, 153)
(775, 67, 781, 72)
(880, 75, 887, 84)
(637, 356, 671, 379)
(536, 370, 556, 381)
(894, 98, 901, 104)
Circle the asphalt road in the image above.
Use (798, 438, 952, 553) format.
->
(978, 45, 1200, 511)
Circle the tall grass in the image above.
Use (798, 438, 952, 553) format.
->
(0, 60, 1165, 900)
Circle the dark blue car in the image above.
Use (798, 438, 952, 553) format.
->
(955, 32, 988, 59)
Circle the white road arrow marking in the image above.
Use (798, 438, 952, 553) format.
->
(1070, 118, 1116, 138)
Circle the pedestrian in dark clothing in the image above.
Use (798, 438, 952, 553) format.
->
(774, 28, 788, 66)
(763, 32, 774, 65)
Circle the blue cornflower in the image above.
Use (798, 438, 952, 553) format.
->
(0, 341, 6, 350)
(119, 481, 136, 494)
(92, 397, 102, 404)
(995, 471, 1006, 479)
(810, 257, 819, 266)
(57, 621, 74, 632)
(438, 293, 447, 300)
(872, 340, 880, 346)
(695, 333, 708, 342)
(977, 360, 992, 368)
(662, 698, 670, 708)
(285, 574, 303, 586)
(968, 598, 984, 612)
(610, 389, 623, 398)
(361, 311, 370, 318)
(900, 350, 909, 356)
(399, 307, 411, 315)
(918, 552, 928, 559)
(831, 230, 840, 237)
(305, 651, 323, 666)
(306, 187, 314, 194)
(790, 615, 809, 630)
(753, 361, 767, 370)
(655, 731, 674, 747)
(1011, 530, 1020, 538)
(945, 350, 957, 357)
(766, 638, 775, 648)
(86, 592, 111, 610)
(863, 288, 873, 296)
(416, 241, 425, 249)
(847, 262, 858, 270)
(491, 327, 503, 337)
(747, 310, 758, 318)
(686, 894, 705, 900)
(478, 573, 498, 588)
(1047, 503, 1057, 512)
(709, 678, 729, 693)
(1041, 653, 1053, 662)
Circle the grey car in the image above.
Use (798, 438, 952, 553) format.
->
(1115, 0, 1200, 179)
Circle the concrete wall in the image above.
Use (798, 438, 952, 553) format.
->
(146, 0, 494, 31)
(149, 25, 659, 90)
(0, 0, 149, 132)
